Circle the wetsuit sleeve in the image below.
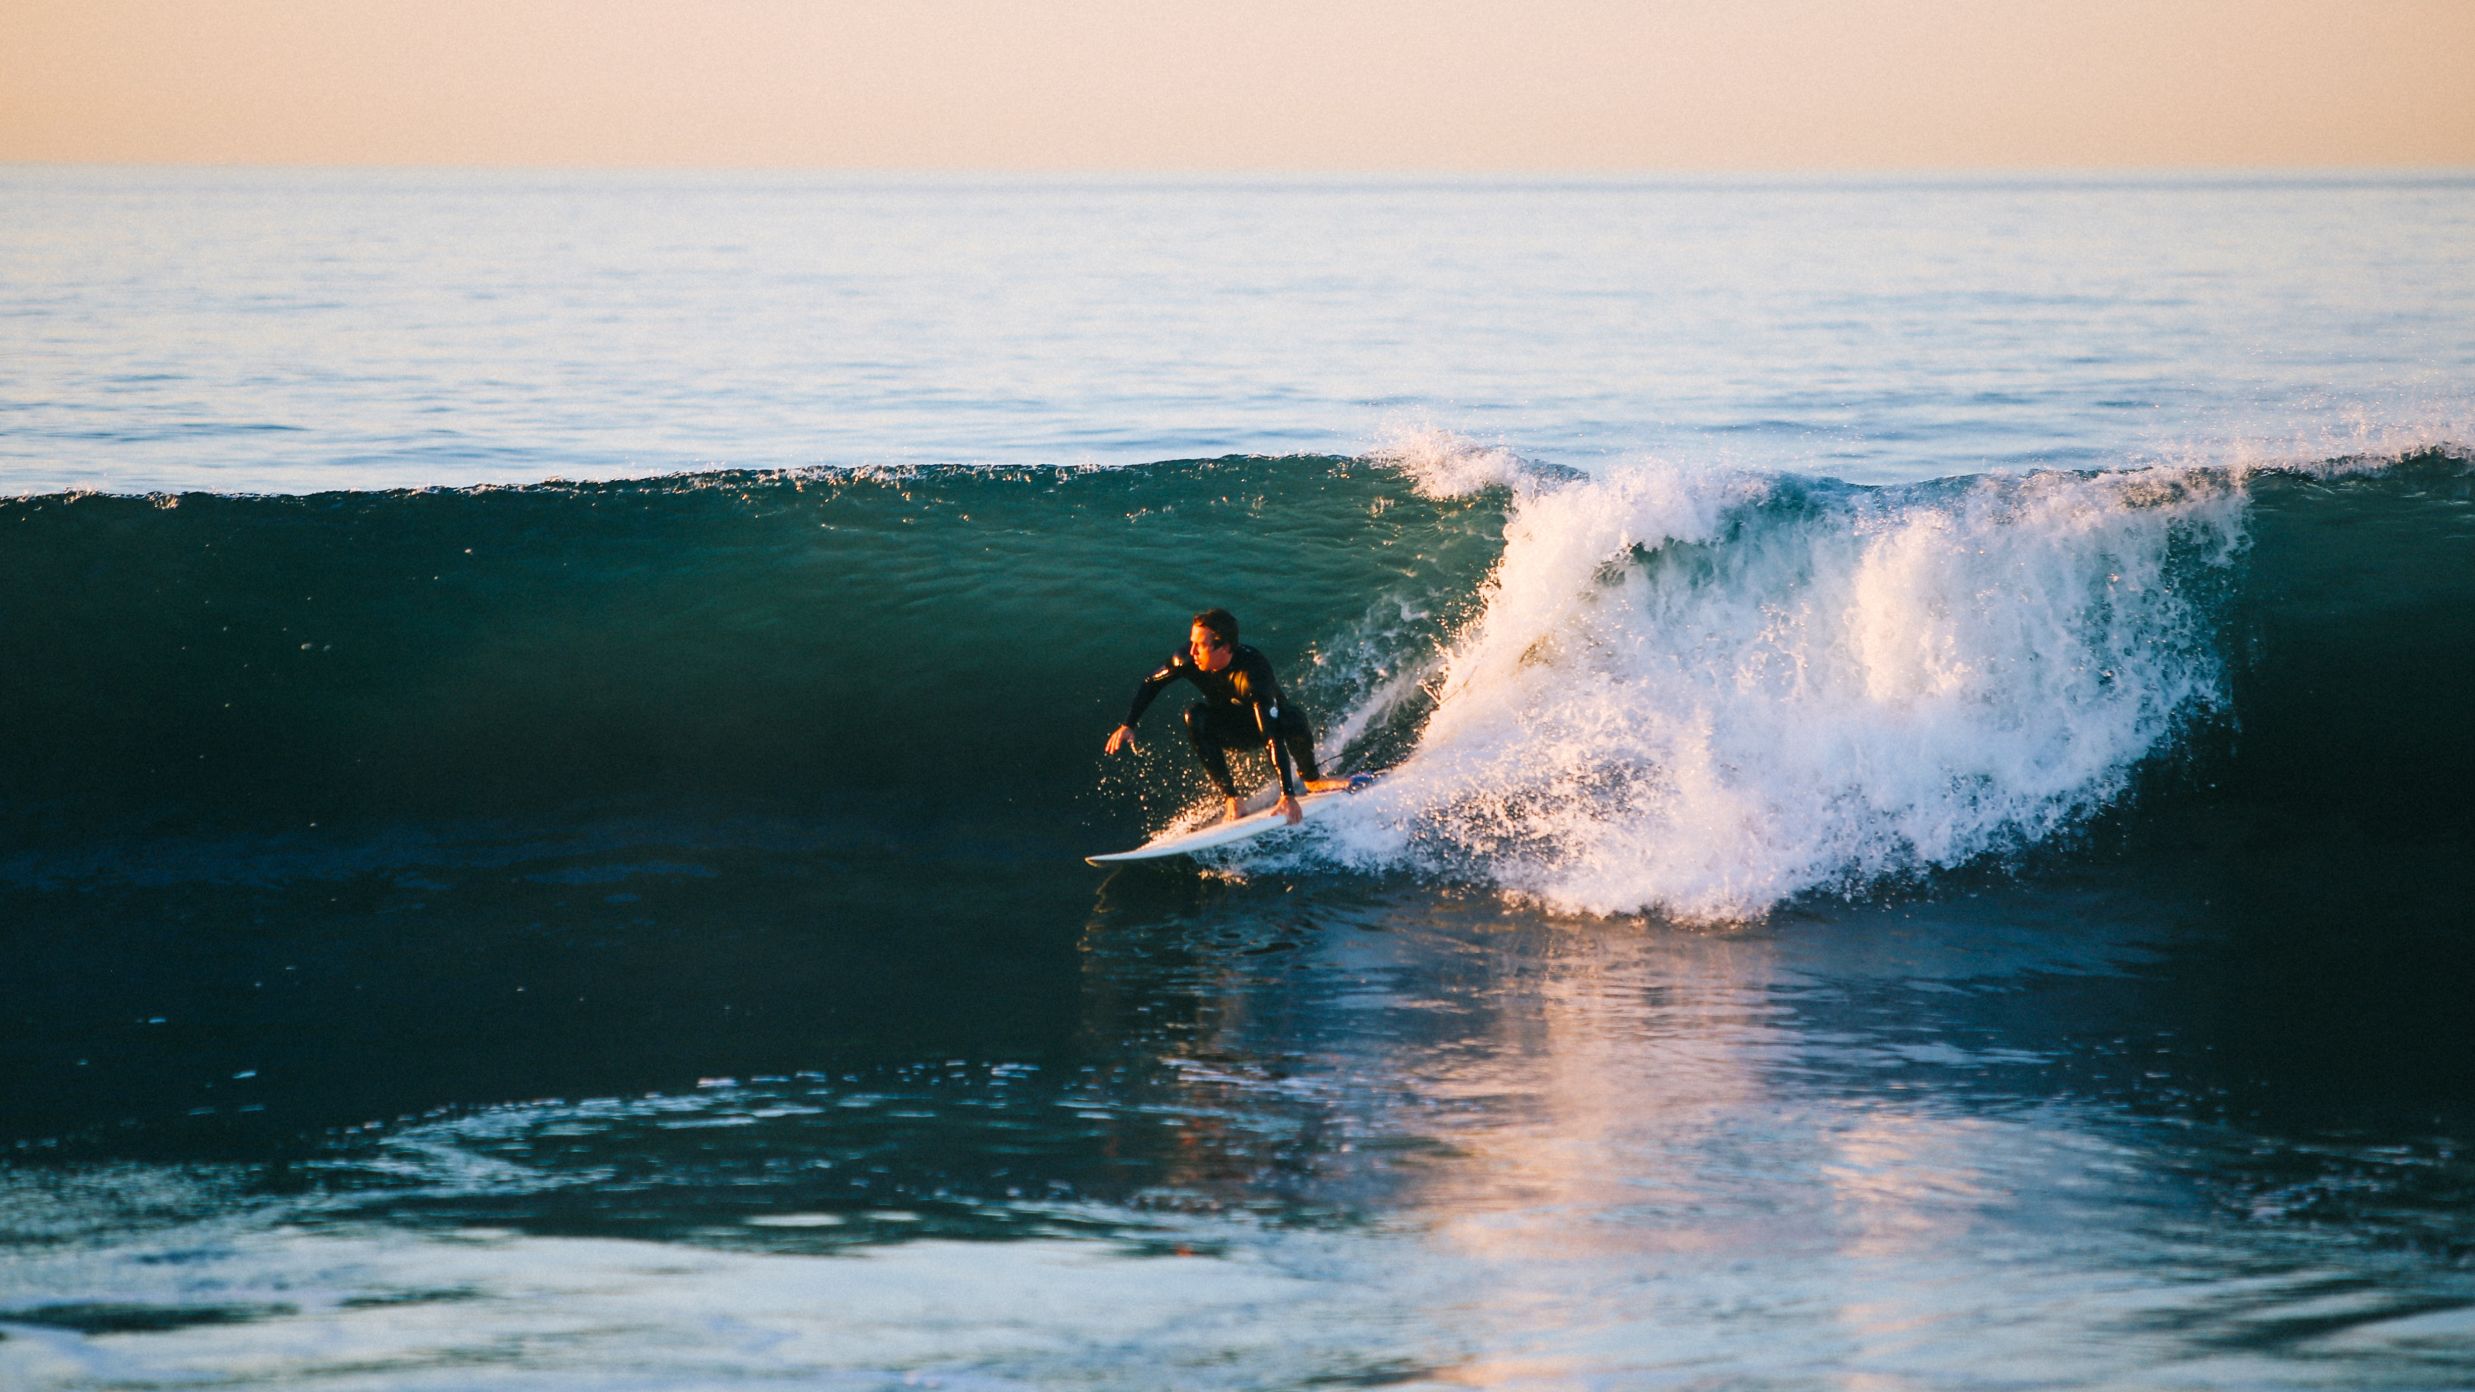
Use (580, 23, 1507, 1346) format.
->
(1123, 652, 1188, 727)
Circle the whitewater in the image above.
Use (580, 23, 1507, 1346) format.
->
(1288, 437, 2244, 919)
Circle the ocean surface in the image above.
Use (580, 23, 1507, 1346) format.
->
(3, 168, 2473, 1389)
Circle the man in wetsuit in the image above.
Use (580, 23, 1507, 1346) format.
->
(1103, 608, 1339, 825)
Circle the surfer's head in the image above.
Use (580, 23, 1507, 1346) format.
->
(1189, 608, 1239, 672)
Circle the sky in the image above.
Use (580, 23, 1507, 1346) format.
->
(5, 0, 2472, 171)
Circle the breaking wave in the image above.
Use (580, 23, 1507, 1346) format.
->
(4, 440, 2469, 921)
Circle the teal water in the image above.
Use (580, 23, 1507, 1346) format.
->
(3, 172, 2473, 1388)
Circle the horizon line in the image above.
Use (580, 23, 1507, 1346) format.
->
(10, 159, 2474, 182)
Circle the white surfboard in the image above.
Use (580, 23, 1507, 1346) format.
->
(1086, 773, 1380, 865)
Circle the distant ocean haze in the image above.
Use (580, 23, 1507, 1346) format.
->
(0, 169, 2468, 495)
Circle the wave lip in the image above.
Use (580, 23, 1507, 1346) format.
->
(1362, 423, 1577, 500)
(1323, 459, 2251, 921)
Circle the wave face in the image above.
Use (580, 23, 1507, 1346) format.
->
(4, 447, 2469, 917)
(2218, 453, 2475, 837)
(0, 458, 1505, 861)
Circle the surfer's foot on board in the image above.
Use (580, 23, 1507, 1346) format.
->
(1224, 796, 1246, 823)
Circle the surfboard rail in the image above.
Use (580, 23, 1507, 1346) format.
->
(1086, 772, 1379, 865)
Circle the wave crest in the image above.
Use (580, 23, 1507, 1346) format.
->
(1326, 461, 2249, 920)
(1365, 425, 1543, 499)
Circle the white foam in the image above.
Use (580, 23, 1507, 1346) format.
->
(1364, 424, 1538, 499)
(1324, 459, 2249, 922)
(2133, 408, 2475, 486)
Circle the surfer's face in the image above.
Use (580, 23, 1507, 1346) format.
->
(1189, 624, 1233, 672)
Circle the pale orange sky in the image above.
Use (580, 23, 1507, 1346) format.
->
(5, 0, 2471, 170)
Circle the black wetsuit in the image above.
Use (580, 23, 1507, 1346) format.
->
(1123, 644, 1321, 799)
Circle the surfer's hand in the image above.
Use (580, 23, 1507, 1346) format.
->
(1104, 724, 1136, 755)
(1275, 794, 1303, 825)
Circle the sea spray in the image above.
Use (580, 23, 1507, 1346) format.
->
(1324, 459, 2250, 920)
(1365, 423, 1544, 500)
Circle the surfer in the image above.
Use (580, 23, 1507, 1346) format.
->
(1103, 609, 1341, 825)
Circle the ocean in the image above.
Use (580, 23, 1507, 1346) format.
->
(3, 168, 2473, 1388)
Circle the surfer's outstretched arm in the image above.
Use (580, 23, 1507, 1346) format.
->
(1124, 653, 1187, 725)
(1107, 652, 1190, 753)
